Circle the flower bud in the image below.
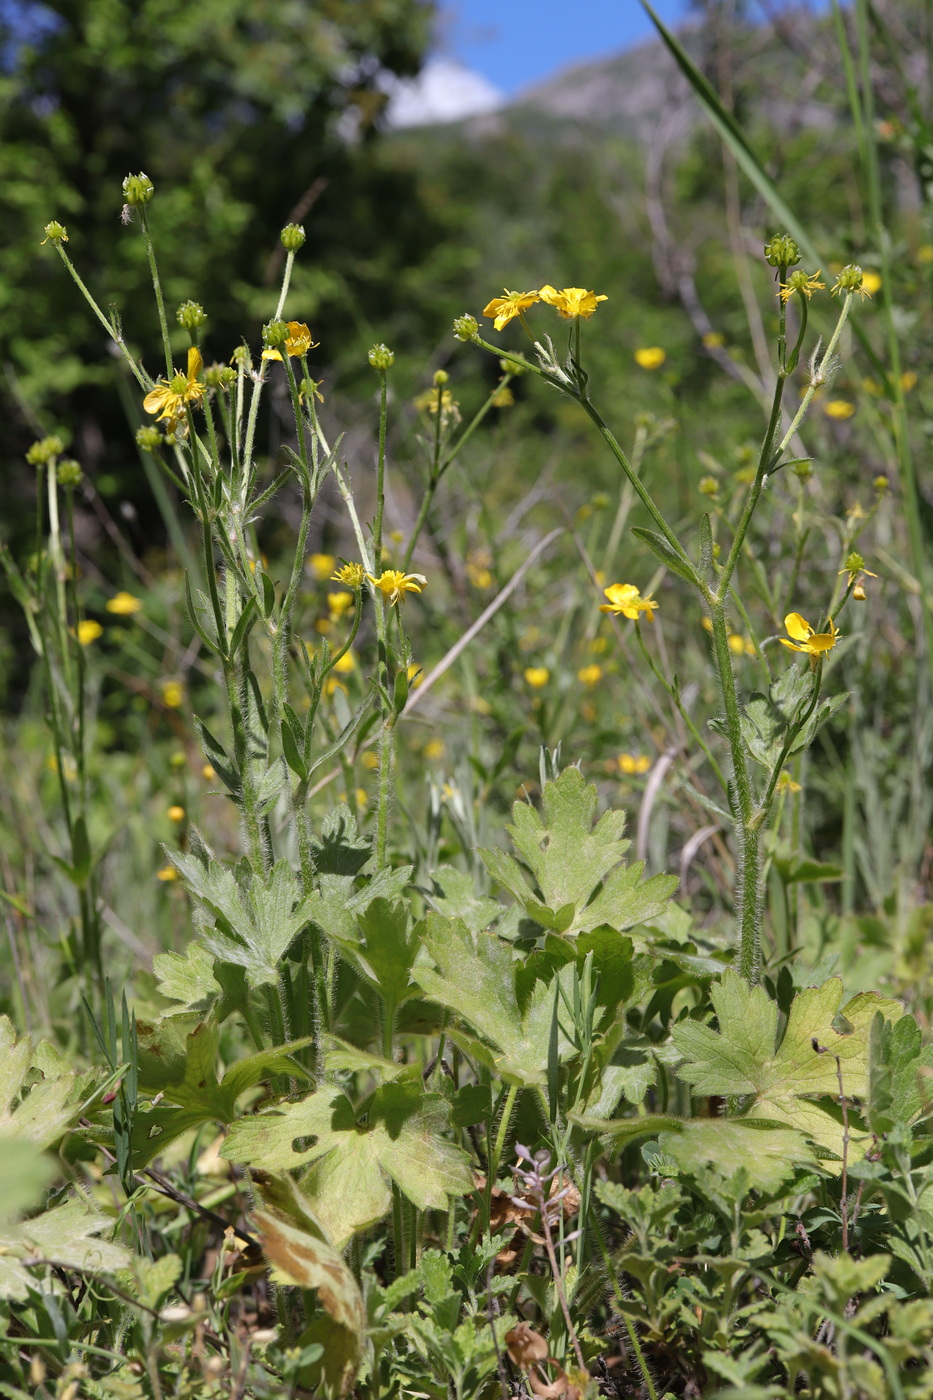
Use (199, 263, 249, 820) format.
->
(833, 263, 865, 295)
(122, 172, 154, 206)
(57, 459, 83, 488)
(262, 319, 289, 350)
(41, 221, 68, 245)
(699, 475, 719, 496)
(26, 435, 64, 466)
(792, 459, 814, 483)
(873, 474, 889, 494)
(763, 233, 801, 268)
(500, 356, 526, 375)
(368, 343, 395, 370)
(176, 299, 207, 331)
(453, 314, 479, 342)
(280, 223, 306, 251)
(843, 551, 865, 574)
(432, 369, 449, 386)
(136, 425, 163, 453)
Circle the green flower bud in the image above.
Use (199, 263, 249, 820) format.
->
(136, 425, 163, 453)
(432, 369, 449, 386)
(591, 492, 610, 510)
(263, 319, 289, 350)
(208, 365, 237, 389)
(122, 172, 154, 206)
(56, 459, 83, 488)
(453, 314, 479, 342)
(280, 223, 306, 252)
(763, 233, 801, 268)
(873, 474, 889, 494)
(26, 435, 65, 466)
(843, 551, 865, 573)
(230, 344, 251, 367)
(792, 458, 814, 482)
(41, 221, 68, 245)
(699, 475, 719, 497)
(368, 343, 395, 370)
(176, 299, 207, 331)
(499, 356, 526, 376)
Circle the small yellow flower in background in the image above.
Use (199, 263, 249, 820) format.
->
(355, 787, 369, 808)
(167, 805, 186, 823)
(853, 583, 868, 601)
(407, 662, 423, 688)
(143, 347, 206, 424)
(702, 616, 713, 632)
(917, 244, 933, 264)
(470, 695, 493, 715)
(775, 770, 802, 794)
(779, 269, 825, 303)
(702, 331, 726, 348)
(414, 387, 461, 423)
(367, 569, 427, 605)
(361, 750, 379, 770)
(780, 612, 840, 657)
(492, 385, 514, 407)
(728, 634, 746, 655)
(261, 321, 316, 361)
(106, 591, 142, 616)
(577, 663, 603, 687)
(309, 553, 337, 580)
(330, 561, 365, 589)
(423, 739, 445, 760)
(324, 676, 346, 698)
(156, 865, 178, 882)
(333, 650, 356, 674)
(861, 271, 882, 295)
(327, 591, 354, 618)
(466, 550, 494, 590)
(600, 583, 659, 622)
(823, 399, 855, 420)
(524, 666, 550, 688)
(901, 370, 918, 392)
(539, 285, 608, 319)
(482, 289, 541, 331)
(861, 377, 881, 396)
(634, 346, 666, 370)
(161, 681, 184, 708)
(202, 764, 216, 781)
(315, 617, 331, 634)
(619, 753, 651, 775)
(593, 569, 606, 586)
(76, 620, 103, 645)
(589, 636, 608, 654)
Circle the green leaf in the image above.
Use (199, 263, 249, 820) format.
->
(0, 1016, 89, 1151)
(0, 1198, 131, 1301)
(568, 1111, 682, 1145)
(698, 512, 713, 580)
(428, 865, 502, 935)
(347, 898, 423, 1008)
(412, 914, 576, 1086)
(772, 853, 844, 885)
(0, 1136, 57, 1223)
(657, 1119, 815, 1193)
(193, 718, 240, 795)
(868, 1013, 933, 1135)
(152, 940, 222, 1011)
(223, 1080, 472, 1244)
(631, 526, 698, 585)
(673, 970, 904, 1162)
(478, 767, 676, 940)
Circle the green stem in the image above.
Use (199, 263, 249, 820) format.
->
(53, 246, 148, 389)
(373, 370, 388, 566)
(138, 208, 173, 379)
(633, 623, 729, 795)
(483, 1083, 519, 1230)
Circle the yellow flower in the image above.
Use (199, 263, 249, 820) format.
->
(861, 271, 882, 295)
(423, 739, 445, 760)
(538, 284, 608, 319)
(327, 591, 354, 618)
(76, 620, 103, 645)
(106, 591, 142, 615)
(702, 331, 726, 348)
(780, 612, 840, 657)
(143, 347, 206, 424)
(917, 244, 933, 264)
(577, 663, 603, 687)
(355, 787, 369, 808)
(634, 346, 666, 370)
(309, 553, 336, 580)
(156, 865, 178, 882)
(619, 753, 651, 775)
(482, 289, 540, 331)
(774, 770, 802, 794)
(524, 666, 550, 688)
(492, 385, 514, 407)
(407, 662, 423, 688)
(261, 321, 316, 361)
(367, 569, 427, 605)
(332, 650, 356, 674)
(167, 805, 186, 823)
(778, 270, 826, 303)
(202, 764, 216, 780)
(599, 583, 659, 622)
(361, 750, 379, 770)
(161, 681, 184, 708)
(314, 618, 332, 634)
(901, 370, 918, 392)
(823, 399, 855, 420)
(838, 555, 878, 589)
(331, 561, 365, 588)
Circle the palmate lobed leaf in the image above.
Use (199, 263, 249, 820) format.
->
(0, 1198, 131, 1301)
(672, 970, 904, 1162)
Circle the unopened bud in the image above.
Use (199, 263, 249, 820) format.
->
(699, 475, 719, 497)
(263, 319, 289, 350)
(763, 233, 801, 268)
(26, 435, 64, 466)
(176, 299, 207, 331)
(432, 369, 449, 386)
(57, 459, 83, 488)
(280, 223, 306, 252)
(792, 459, 814, 483)
(41, 220, 68, 245)
(122, 172, 154, 206)
(453, 314, 479, 342)
(873, 474, 889, 494)
(136, 425, 163, 452)
(368, 343, 395, 370)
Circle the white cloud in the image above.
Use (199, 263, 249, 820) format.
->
(384, 58, 504, 129)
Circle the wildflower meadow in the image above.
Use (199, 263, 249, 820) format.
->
(1, 2, 932, 1397)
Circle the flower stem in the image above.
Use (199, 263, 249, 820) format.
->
(138, 208, 173, 379)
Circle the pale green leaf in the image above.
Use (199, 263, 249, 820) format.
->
(657, 1119, 815, 1193)
(152, 940, 221, 1011)
(0, 1199, 131, 1301)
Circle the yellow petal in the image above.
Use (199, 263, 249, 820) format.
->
(186, 346, 203, 380)
(783, 612, 812, 641)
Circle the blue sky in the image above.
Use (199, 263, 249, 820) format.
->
(438, 1, 821, 95)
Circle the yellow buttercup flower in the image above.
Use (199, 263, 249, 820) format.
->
(167, 805, 186, 823)
(161, 681, 184, 708)
(823, 399, 855, 420)
(599, 583, 659, 622)
(76, 620, 103, 645)
(106, 591, 142, 616)
(332, 650, 356, 674)
(861, 271, 882, 295)
(143, 347, 206, 424)
(367, 569, 427, 605)
(634, 346, 666, 370)
(331, 561, 365, 588)
(619, 753, 651, 775)
(261, 321, 316, 361)
(780, 612, 839, 657)
(423, 739, 445, 760)
(538, 284, 608, 319)
(156, 865, 178, 882)
(327, 591, 354, 619)
(406, 662, 423, 688)
(309, 553, 337, 580)
(524, 666, 550, 688)
(702, 331, 726, 348)
(577, 663, 603, 687)
(482, 289, 540, 331)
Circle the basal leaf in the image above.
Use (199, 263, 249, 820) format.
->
(657, 1119, 815, 1193)
(0, 1198, 131, 1301)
